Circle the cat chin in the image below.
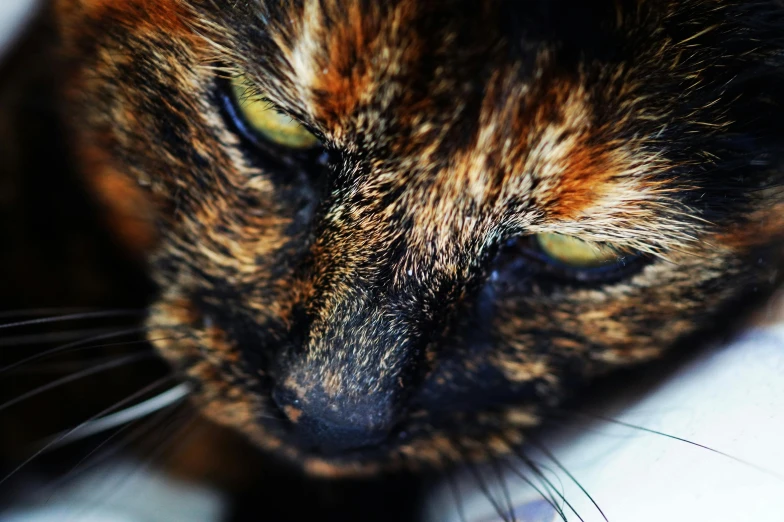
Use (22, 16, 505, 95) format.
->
(301, 458, 389, 478)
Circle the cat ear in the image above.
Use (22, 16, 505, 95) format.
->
(501, 0, 626, 63)
(54, 0, 189, 43)
(53, 0, 108, 25)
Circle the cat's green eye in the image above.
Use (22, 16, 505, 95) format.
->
(535, 233, 623, 268)
(230, 75, 319, 149)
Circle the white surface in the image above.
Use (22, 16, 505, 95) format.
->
(0, 0, 39, 60)
(426, 326, 784, 522)
(3, 462, 227, 522)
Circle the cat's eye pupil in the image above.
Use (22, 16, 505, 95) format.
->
(230, 74, 320, 149)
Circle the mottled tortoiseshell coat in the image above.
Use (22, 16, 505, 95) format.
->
(54, 0, 784, 476)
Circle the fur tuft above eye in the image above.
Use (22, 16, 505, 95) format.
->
(230, 74, 320, 149)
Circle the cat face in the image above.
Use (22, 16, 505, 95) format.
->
(56, 0, 784, 476)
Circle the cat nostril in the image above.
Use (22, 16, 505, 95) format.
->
(271, 387, 304, 423)
(271, 385, 396, 454)
(302, 417, 389, 455)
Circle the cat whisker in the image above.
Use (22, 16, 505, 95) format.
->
(453, 441, 513, 522)
(0, 307, 111, 320)
(0, 374, 177, 489)
(443, 462, 469, 522)
(0, 326, 149, 375)
(40, 382, 193, 451)
(0, 310, 143, 331)
(0, 352, 155, 414)
(3, 335, 185, 378)
(550, 409, 784, 483)
(520, 456, 583, 522)
(0, 326, 189, 376)
(255, 414, 285, 422)
(489, 456, 518, 522)
(66, 333, 189, 354)
(529, 437, 608, 522)
(0, 327, 123, 348)
(98, 408, 203, 503)
(55, 406, 202, 522)
(509, 456, 567, 517)
(498, 434, 579, 522)
(13, 353, 155, 375)
(499, 452, 570, 522)
(37, 399, 189, 504)
(128, 403, 203, 473)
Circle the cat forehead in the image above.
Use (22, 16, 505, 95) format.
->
(252, 0, 576, 136)
(227, 1, 674, 242)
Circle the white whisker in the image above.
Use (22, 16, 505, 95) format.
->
(0, 308, 102, 320)
(0, 375, 176, 488)
(0, 353, 154, 413)
(42, 383, 193, 450)
(0, 310, 143, 331)
(0, 327, 187, 376)
(0, 327, 124, 348)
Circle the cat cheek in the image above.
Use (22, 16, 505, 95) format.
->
(78, 144, 159, 257)
(715, 201, 784, 250)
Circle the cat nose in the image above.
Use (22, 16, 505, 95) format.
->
(272, 384, 396, 454)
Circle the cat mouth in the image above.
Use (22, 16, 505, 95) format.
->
(243, 396, 537, 478)
(251, 398, 416, 466)
(147, 297, 540, 476)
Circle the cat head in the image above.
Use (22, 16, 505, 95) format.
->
(56, 0, 784, 476)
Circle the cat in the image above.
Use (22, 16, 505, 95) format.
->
(6, 0, 784, 518)
(51, 0, 784, 473)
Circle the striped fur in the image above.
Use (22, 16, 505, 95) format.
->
(56, 0, 784, 475)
